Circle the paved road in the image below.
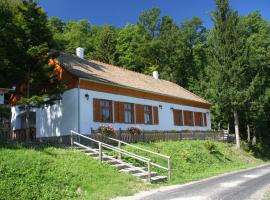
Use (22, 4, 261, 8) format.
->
(115, 164, 270, 200)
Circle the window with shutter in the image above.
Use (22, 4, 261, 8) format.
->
(135, 104, 144, 124)
(114, 101, 119, 122)
(123, 103, 134, 123)
(144, 105, 152, 124)
(100, 99, 113, 122)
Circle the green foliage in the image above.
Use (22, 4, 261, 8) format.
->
(122, 140, 268, 184)
(0, 145, 146, 200)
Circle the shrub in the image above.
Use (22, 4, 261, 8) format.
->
(127, 127, 142, 135)
(204, 140, 217, 153)
(97, 125, 115, 137)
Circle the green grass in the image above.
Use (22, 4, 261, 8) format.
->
(1, 140, 269, 200)
(122, 140, 269, 184)
(0, 143, 148, 200)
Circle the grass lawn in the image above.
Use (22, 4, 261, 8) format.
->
(122, 140, 270, 184)
(0, 143, 149, 200)
(0, 140, 269, 200)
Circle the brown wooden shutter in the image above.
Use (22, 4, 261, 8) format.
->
(179, 110, 183, 126)
(109, 100, 113, 122)
(153, 106, 159, 124)
(203, 113, 207, 126)
(135, 104, 144, 124)
(195, 112, 201, 126)
(173, 109, 180, 125)
(114, 101, 119, 122)
(119, 102, 125, 123)
(93, 98, 101, 122)
(183, 111, 190, 126)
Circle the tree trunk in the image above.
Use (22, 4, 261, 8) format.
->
(233, 110, 241, 149)
(252, 128, 257, 145)
(247, 124, 251, 143)
(227, 123, 230, 134)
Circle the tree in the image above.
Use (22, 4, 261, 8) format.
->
(208, 0, 249, 149)
(0, 0, 65, 140)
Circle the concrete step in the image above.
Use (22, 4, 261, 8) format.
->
(105, 159, 122, 165)
(85, 152, 99, 157)
(120, 167, 144, 174)
(133, 171, 158, 178)
(112, 163, 130, 169)
(149, 176, 167, 182)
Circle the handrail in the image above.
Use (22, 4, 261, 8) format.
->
(107, 136, 170, 158)
(70, 130, 153, 182)
(105, 136, 171, 181)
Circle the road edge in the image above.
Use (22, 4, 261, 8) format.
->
(112, 163, 270, 200)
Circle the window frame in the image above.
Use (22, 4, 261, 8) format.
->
(143, 105, 152, 124)
(123, 103, 134, 124)
(100, 99, 112, 123)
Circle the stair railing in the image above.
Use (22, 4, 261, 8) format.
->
(105, 136, 171, 181)
(70, 130, 152, 182)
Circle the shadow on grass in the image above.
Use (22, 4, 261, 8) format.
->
(0, 139, 67, 157)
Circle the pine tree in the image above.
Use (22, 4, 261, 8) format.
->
(209, 0, 249, 149)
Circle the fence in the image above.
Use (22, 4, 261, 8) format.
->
(89, 129, 236, 144)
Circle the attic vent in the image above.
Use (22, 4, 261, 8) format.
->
(153, 71, 159, 79)
(76, 47, 84, 59)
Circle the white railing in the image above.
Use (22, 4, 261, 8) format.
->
(106, 136, 171, 180)
(71, 130, 153, 182)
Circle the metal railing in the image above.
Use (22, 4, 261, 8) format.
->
(106, 136, 171, 180)
(71, 130, 154, 182)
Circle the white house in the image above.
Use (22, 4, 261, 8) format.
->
(11, 48, 211, 140)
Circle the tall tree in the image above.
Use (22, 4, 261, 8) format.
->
(208, 0, 249, 149)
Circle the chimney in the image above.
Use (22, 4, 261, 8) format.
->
(76, 47, 84, 59)
(153, 71, 159, 79)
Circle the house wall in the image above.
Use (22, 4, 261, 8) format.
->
(11, 88, 211, 138)
(79, 89, 211, 135)
(11, 88, 78, 138)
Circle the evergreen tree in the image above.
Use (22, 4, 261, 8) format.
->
(208, 0, 249, 149)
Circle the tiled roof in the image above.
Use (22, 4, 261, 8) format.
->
(56, 53, 210, 105)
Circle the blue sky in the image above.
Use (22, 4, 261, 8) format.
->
(39, 0, 270, 28)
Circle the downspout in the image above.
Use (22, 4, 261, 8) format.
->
(78, 78, 81, 133)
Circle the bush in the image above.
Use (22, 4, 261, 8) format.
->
(127, 127, 142, 135)
(97, 125, 115, 137)
(204, 140, 217, 153)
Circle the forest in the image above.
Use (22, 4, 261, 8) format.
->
(0, 0, 269, 148)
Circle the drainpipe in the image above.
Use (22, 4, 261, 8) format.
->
(78, 78, 81, 134)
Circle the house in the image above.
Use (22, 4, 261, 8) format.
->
(11, 47, 211, 141)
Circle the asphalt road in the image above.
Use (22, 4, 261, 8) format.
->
(115, 164, 270, 200)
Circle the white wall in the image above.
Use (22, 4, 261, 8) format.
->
(11, 88, 78, 138)
(79, 89, 211, 134)
(11, 88, 211, 138)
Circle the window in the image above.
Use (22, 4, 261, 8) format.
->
(124, 103, 133, 123)
(100, 100, 112, 122)
(144, 105, 152, 124)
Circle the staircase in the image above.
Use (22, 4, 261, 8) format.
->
(71, 131, 171, 183)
